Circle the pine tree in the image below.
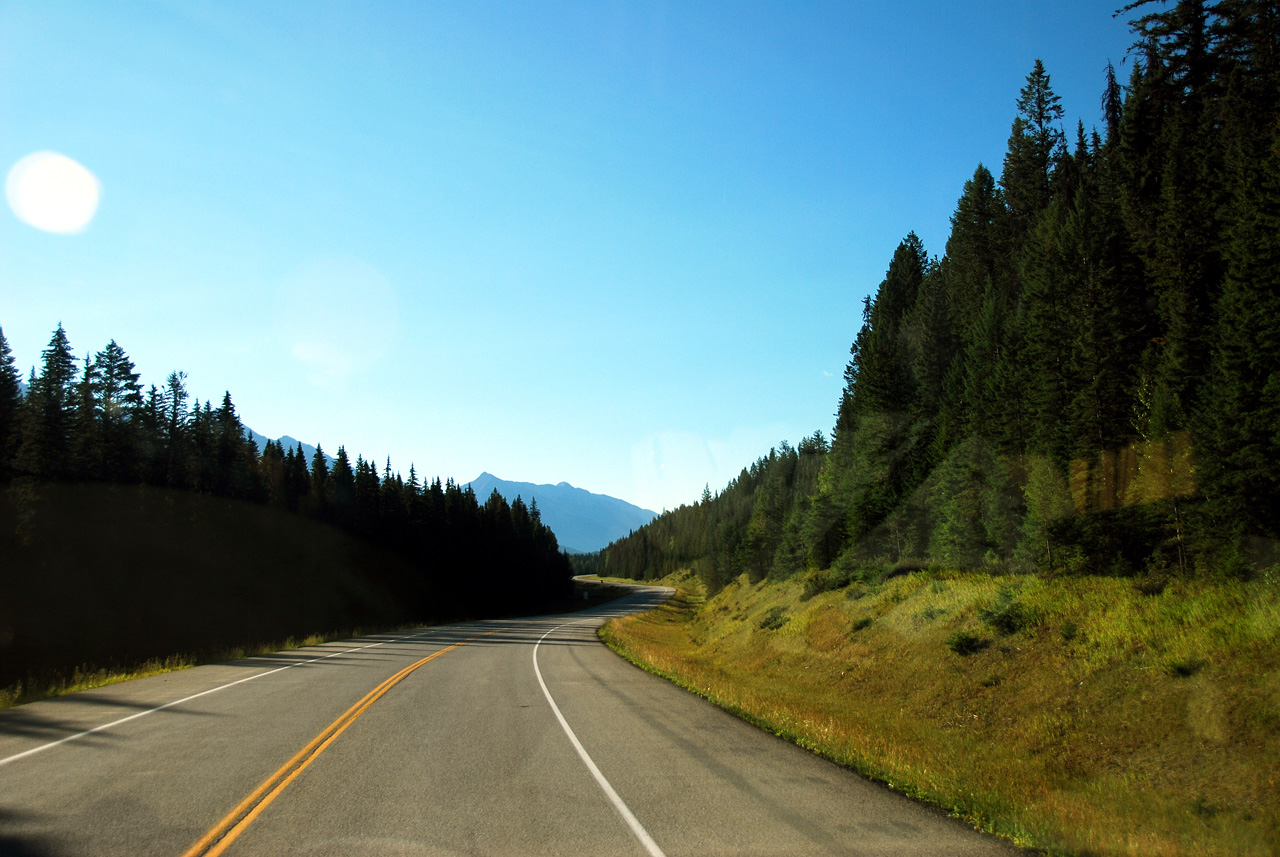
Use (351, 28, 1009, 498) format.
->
(70, 357, 102, 479)
(91, 340, 144, 481)
(310, 444, 330, 514)
(942, 164, 1008, 338)
(161, 371, 190, 487)
(1001, 59, 1066, 230)
(1103, 61, 1124, 145)
(214, 392, 248, 497)
(839, 234, 925, 421)
(16, 324, 78, 478)
(0, 328, 21, 469)
(1018, 194, 1076, 461)
(1198, 118, 1280, 540)
(329, 446, 356, 518)
(287, 443, 311, 512)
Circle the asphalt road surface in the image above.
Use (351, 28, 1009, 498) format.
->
(0, 585, 1017, 856)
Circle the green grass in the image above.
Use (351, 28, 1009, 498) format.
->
(601, 570, 1280, 856)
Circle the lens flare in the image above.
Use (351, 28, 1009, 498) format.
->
(6, 151, 101, 234)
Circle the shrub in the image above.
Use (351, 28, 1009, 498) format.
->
(886, 557, 929, 579)
(979, 586, 1035, 635)
(946, 629, 989, 655)
(983, 601, 1030, 635)
(851, 616, 873, 633)
(759, 606, 789, 631)
(803, 566, 856, 599)
(1060, 620, 1078, 641)
(1167, 658, 1204, 678)
(1135, 574, 1169, 596)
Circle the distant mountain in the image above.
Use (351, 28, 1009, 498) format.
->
(246, 428, 333, 465)
(464, 473, 657, 554)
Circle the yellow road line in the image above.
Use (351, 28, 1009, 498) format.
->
(183, 631, 497, 857)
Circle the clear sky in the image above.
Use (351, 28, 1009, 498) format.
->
(2, 1, 1136, 513)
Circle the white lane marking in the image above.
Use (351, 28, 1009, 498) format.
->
(0, 629, 443, 768)
(533, 621, 667, 857)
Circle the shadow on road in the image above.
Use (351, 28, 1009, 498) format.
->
(0, 809, 54, 857)
(0, 588, 671, 760)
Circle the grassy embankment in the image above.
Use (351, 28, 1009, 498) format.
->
(600, 569, 1280, 856)
(0, 630, 381, 709)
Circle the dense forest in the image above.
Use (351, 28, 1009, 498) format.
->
(598, 1, 1280, 591)
(0, 322, 572, 683)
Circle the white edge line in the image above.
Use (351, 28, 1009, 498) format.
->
(533, 621, 667, 857)
(0, 628, 441, 768)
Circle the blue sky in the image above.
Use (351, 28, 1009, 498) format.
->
(2, 1, 1136, 513)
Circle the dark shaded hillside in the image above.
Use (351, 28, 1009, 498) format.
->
(0, 482, 412, 687)
(0, 318, 575, 688)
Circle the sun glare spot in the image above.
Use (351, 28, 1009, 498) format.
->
(5, 151, 101, 234)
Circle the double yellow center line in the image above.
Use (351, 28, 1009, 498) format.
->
(183, 632, 494, 857)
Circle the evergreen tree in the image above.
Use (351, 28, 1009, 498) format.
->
(260, 439, 286, 506)
(90, 340, 144, 481)
(0, 328, 21, 469)
(213, 392, 248, 497)
(329, 446, 356, 518)
(1103, 60, 1124, 145)
(70, 357, 102, 479)
(941, 164, 1008, 338)
(16, 324, 78, 478)
(1198, 118, 1280, 541)
(1001, 59, 1066, 229)
(161, 371, 190, 487)
(310, 444, 330, 515)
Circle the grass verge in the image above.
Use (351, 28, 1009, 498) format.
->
(0, 626, 405, 710)
(600, 571, 1280, 856)
(0, 574, 628, 711)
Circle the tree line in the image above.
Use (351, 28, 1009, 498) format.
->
(0, 323, 572, 616)
(599, 0, 1280, 589)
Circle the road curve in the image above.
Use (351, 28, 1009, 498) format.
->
(0, 584, 1017, 856)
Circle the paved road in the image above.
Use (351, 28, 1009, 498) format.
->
(0, 585, 1016, 856)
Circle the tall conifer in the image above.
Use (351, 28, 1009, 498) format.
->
(0, 328, 23, 469)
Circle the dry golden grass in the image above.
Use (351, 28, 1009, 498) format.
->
(601, 571, 1280, 856)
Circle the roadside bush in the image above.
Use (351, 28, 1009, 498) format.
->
(1167, 658, 1204, 678)
(979, 586, 1035, 635)
(884, 557, 929, 580)
(1135, 573, 1169, 596)
(803, 566, 856, 599)
(759, 606, 789, 631)
(946, 629, 989, 655)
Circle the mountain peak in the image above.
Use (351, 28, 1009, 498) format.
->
(461, 473, 655, 553)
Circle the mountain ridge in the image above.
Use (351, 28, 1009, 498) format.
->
(464, 472, 656, 554)
(246, 428, 332, 466)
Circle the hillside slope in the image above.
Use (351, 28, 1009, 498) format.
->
(603, 571, 1280, 855)
(0, 482, 414, 688)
